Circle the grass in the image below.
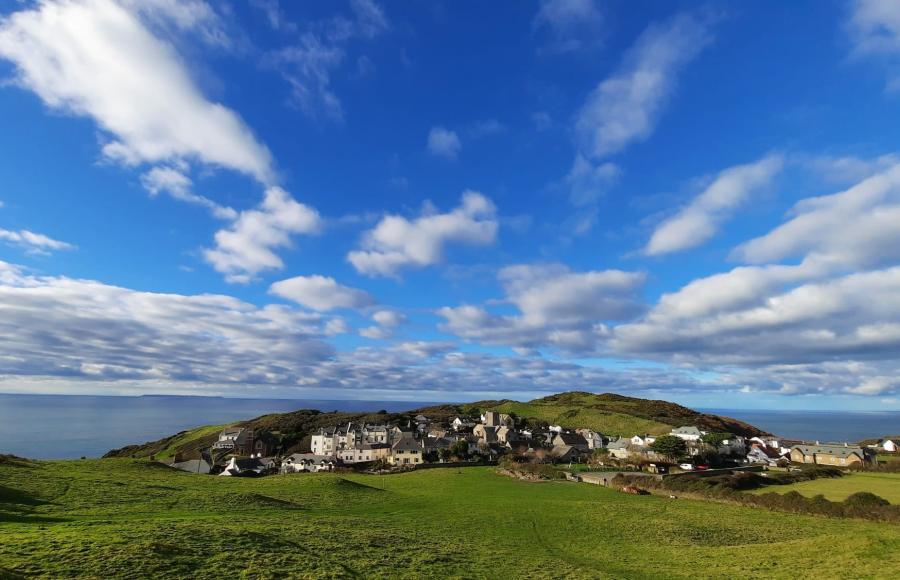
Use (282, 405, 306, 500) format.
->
(748, 472, 900, 504)
(2, 458, 900, 578)
(486, 401, 671, 436)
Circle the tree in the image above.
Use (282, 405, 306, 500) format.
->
(589, 448, 609, 465)
(701, 432, 731, 448)
(649, 435, 687, 461)
(450, 439, 469, 459)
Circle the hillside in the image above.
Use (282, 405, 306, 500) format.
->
(104, 391, 766, 459)
(2, 458, 899, 577)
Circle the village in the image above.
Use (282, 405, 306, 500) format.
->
(168, 410, 892, 479)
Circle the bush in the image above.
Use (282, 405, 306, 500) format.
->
(844, 492, 890, 508)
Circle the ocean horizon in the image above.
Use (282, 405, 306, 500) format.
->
(1, 393, 898, 459)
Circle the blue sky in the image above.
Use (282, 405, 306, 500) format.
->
(1, 0, 900, 410)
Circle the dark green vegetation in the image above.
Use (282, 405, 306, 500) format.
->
(106, 391, 766, 460)
(2, 456, 900, 578)
(615, 467, 900, 524)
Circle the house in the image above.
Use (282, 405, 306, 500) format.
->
(337, 443, 390, 464)
(311, 426, 341, 456)
(630, 434, 656, 447)
(746, 444, 785, 466)
(219, 455, 273, 477)
(670, 426, 704, 442)
(790, 444, 870, 466)
(171, 458, 212, 474)
(212, 427, 255, 455)
(389, 437, 423, 466)
(575, 428, 606, 450)
(548, 445, 583, 463)
(450, 417, 474, 431)
(473, 424, 498, 444)
(482, 412, 514, 428)
(552, 432, 589, 452)
(873, 438, 899, 453)
(281, 453, 337, 473)
(496, 425, 518, 444)
(606, 437, 631, 459)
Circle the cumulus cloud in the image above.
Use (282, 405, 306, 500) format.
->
(645, 154, 784, 256)
(848, 0, 900, 89)
(439, 263, 645, 353)
(269, 275, 374, 311)
(426, 126, 462, 160)
(575, 13, 713, 160)
(0, 0, 274, 182)
(565, 154, 621, 206)
(533, 0, 603, 53)
(140, 166, 237, 220)
(204, 187, 322, 283)
(0, 261, 333, 386)
(360, 309, 407, 339)
(609, 162, 900, 396)
(348, 191, 498, 277)
(0, 228, 74, 255)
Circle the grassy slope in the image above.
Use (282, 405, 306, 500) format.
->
(2, 458, 900, 578)
(747, 472, 900, 504)
(105, 391, 767, 460)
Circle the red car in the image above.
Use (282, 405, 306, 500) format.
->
(695, 464, 709, 471)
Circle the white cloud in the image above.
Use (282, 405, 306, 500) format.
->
(267, 0, 389, 121)
(427, 126, 462, 160)
(849, 0, 900, 55)
(439, 263, 644, 353)
(204, 187, 322, 283)
(533, 0, 603, 53)
(360, 309, 407, 339)
(269, 274, 374, 311)
(140, 166, 237, 220)
(348, 191, 498, 277)
(0, 0, 274, 182)
(645, 154, 784, 256)
(735, 163, 900, 269)
(0, 228, 74, 255)
(565, 154, 620, 206)
(575, 13, 712, 160)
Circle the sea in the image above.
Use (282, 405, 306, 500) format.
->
(1, 393, 898, 459)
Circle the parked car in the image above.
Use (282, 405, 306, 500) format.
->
(678, 463, 694, 471)
(695, 464, 709, 471)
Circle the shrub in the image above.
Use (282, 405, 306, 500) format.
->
(844, 492, 890, 508)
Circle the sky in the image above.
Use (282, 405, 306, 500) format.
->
(1, 0, 900, 410)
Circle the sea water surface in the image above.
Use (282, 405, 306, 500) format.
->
(703, 408, 900, 443)
(0, 394, 436, 459)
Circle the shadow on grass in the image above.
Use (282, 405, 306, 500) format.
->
(0, 512, 70, 524)
(0, 484, 53, 508)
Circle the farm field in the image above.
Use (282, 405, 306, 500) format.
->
(2, 458, 900, 578)
(748, 472, 900, 504)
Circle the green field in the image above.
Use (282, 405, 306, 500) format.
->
(748, 472, 900, 504)
(3, 458, 900, 578)
(484, 401, 672, 436)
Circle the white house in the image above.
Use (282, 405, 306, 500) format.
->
(879, 439, 898, 453)
(630, 434, 656, 447)
(281, 453, 336, 473)
(670, 426, 704, 442)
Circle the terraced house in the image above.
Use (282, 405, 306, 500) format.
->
(790, 444, 872, 466)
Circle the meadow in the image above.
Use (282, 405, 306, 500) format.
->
(3, 457, 900, 578)
(748, 472, 900, 504)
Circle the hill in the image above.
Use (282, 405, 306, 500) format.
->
(2, 458, 899, 577)
(104, 391, 766, 459)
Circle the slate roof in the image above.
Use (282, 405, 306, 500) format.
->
(671, 426, 703, 437)
(791, 444, 865, 459)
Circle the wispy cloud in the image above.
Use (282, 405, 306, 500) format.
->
(426, 126, 461, 160)
(0, 228, 74, 255)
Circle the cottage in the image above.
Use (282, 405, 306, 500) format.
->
(606, 437, 631, 459)
(496, 425, 518, 444)
(473, 424, 498, 444)
(548, 445, 583, 463)
(575, 428, 605, 450)
(212, 427, 255, 455)
(281, 453, 337, 473)
(552, 432, 589, 452)
(790, 444, 869, 466)
(629, 434, 656, 447)
(670, 426, 704, 442)
(451, 417, 475, 431)
(873, 438, 899, 453)
(219, 455, 273, 477)
(389, 437, 423, 466)
(337, 443, 390, 464)
(746, 444, 784, 466)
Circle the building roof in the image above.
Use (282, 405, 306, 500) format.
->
(172, 459, 211, 474)
(554, 432, 588, 446)
(791, 444, 865, 458)
(671, 426, 703, 436)
(392, 437, 422, 452)
(607, 438, 629, 450)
